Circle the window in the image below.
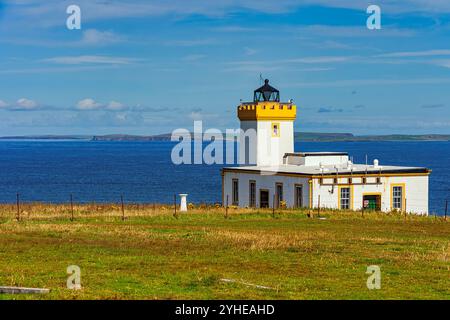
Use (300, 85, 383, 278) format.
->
(295, 185, 303, 208)
(272, 123, 280, 137)
(392, 186, 403, 210)
(232, 179, 239, 206)
(249, 181, 256, 208)
(340, 187, 351, 210)
(276, 183, 283, 208)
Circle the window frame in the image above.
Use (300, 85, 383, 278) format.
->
(271, 122, 280, 137)
(391, 184, 405, 211)
(338, 186, 353, 210)
(294, 184, 303, 208)
(249, 180, 256, 208)
(232, 179, 239, 206)
(275, 182, 283, 208)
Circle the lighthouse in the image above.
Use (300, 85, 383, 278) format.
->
(221, 79, 430, 215)
(238, 79, 296, 166)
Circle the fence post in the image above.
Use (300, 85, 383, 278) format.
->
(272, 194, 275, 218)
(16, 193, 20, 222)
(173, 194, 177, 218)
(445, 200, 448, 221)
(404, 198, 407, 220)
(70, 194, 74, 221)
(317, 195, 321, 217)
(225, 195, 229, 219)
(121, 195, 125, 221)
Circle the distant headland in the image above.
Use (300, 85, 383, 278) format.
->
(0, 133, 449, 142)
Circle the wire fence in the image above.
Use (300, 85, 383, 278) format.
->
(0, 193, 447, 222)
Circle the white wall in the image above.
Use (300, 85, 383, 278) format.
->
(224, 172, 429, 215)
(239, 120, 294, 166)
(311, 175, 429, 215)
(223, 171, 309, 208)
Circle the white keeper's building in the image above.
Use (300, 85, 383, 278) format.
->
(222, 80, 431, 215)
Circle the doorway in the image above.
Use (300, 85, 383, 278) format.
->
(363, 194, 381, 211)
(294, 184, 303, 208)
(260, 189, 269, 208)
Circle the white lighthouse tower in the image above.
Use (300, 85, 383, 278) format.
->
(238, 79, 297, 166)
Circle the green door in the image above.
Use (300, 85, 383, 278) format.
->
(363, 195, 381, 211)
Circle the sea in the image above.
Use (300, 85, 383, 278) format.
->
(0, 140, 448, 215)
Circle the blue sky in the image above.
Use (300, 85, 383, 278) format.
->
(1, 0, 450, 136)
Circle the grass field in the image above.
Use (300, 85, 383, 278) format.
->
(0, 204, 448, 300)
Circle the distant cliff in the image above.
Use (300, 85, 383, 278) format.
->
(1, 133, 449, 142)
(92, 133, 450, 142)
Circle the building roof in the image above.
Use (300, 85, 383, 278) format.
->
(223, 163, 430, 176)
(284, 152, 348, 157)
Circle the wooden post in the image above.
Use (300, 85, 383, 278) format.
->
(445, 200, 448, 221)
(317, 195, 321, 217)
(121, 195, 125, 221)
(16, 193, 20, 222)
(272, 194, 275, 218)
(70, 194, 74, 221)
(404, 198, 407, 220)
(173, 194, 177, 218)
(225, 195, 229, 219)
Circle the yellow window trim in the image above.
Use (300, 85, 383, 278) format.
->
(338, 185, 354, 210)
(390, 183, 406, 212)
(362, 192, 382, 196)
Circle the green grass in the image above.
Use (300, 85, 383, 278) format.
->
(0, 204, 448, 300)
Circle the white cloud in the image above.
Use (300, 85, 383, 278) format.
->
(164, 39, 218, 47)
(432, 59, 450, 68)
(15, 98, 38, 110)
(287, 56, 350, 64)
(376, 49, 450, 58)
(244, 47, 258, 56)
(80, 29, 124, 46)
(76, 98, 103, 110)
(225, 55, 351, 72)
(106, 101, 127, 111)
(4, 0, 450, 32)
(182, 54, 207, 62)
(284, 77, 450, 88)
(294, 25, 416, 38)
(43, 55, 137, 65)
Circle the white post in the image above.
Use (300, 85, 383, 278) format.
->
(179, 194, 188, 212)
